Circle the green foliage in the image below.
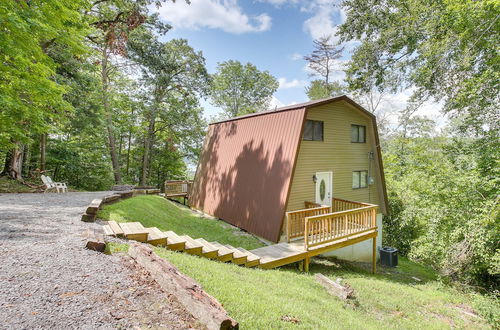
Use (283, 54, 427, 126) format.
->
(0, 0, 89, 149)
(210, 60, 279, 118)
(338, 0, 500, 132)
(305, 79, 345, 100)
(383, 133, 499, 289)
(98, 195, 264, 250)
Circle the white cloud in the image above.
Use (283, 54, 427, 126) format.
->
(158, 0, 272, 34)
(303, 4, 339, 41)
(258, 0, 301, 6)
(278, 77, 306, 89)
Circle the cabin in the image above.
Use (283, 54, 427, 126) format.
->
(175, 96, 388, 264)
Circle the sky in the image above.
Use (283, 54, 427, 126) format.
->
(153, 0, 443, 123)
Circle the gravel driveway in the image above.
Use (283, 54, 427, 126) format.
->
(0, 192, 197, 329)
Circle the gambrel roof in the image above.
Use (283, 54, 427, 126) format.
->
(190, 96, 388, 242)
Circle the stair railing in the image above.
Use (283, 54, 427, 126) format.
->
(285, 205, 331, 242)
(304, 204, 377, 250)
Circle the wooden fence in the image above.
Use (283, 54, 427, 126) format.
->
(304, 205, 378, 250)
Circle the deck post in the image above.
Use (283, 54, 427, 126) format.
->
(372, 237, 377, 274)
(304, 255, 310, 272)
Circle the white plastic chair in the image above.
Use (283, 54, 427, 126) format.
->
(41, 175, 68, 193)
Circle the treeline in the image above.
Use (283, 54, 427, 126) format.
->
(334, 0, 499, 290)
(0, 0, 278, 190)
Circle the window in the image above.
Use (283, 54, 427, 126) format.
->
(303, 120, 324, 141)
(351, 124, 366, 143)
(352, 170, 368, 189)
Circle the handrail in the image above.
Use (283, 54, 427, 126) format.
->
(285, 205, 331, 242)
(304, 204, 377, 250)
(165, 180, 192, 197)
(332, 197, 376, 212)
(304, 201, 322, 209)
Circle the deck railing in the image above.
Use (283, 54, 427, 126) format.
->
(332, 197, 368, 212)
(286, 205, 331, 242)
(165, 180, 192, 198)
(304, 203, 377, 250)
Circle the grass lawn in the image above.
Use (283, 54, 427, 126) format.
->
(108, 242, 496, 329)
(0, 176, 36, 193)
(98, 195, 264, 250)
(103, 195, 498, 329)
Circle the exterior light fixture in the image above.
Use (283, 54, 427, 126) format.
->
(312, 174, 317, 183)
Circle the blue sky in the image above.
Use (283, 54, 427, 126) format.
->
(155, 0, 350, 118)
(154, 0, 442, 122)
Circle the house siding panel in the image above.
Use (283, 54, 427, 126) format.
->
(286, 100, 381, 213)
(190, 108, 306, 242)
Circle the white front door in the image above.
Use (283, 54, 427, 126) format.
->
(315, 172, 332, 206)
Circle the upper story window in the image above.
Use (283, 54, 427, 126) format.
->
(303, 120, 324, 141)
(352, 170, 368, 189)
(351, 124, 366, 143)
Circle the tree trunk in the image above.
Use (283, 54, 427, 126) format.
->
(101, 45, 122, 184)
(126, 108, 134, 176)
(22, 142, 30, 177)
(4, 142, 24, 180)
(140, 110, 156, 186)
(40, 133, 46, 172)
(1, 149, 12, 176)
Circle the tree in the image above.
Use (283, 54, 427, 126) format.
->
(0, 0, 88, 180)
(210, 60, 279, 118)
(304, 35, 345, 85)
(305, 80, 344, 100)
(85, 0, 171, 184)
(128, 29, 208, 185)
(338, 0, 500, 133)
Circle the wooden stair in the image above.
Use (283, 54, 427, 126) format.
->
(102, 222, 263, 268)
(100, 222, 376, 271)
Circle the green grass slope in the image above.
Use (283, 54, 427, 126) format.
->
(108, 242, 494, 329)
(98, 195, 264, 250)
(0, 177, 36, 193)
(103, 195, 498, 329)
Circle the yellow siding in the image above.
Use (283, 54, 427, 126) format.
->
(286, 100, 381, 212)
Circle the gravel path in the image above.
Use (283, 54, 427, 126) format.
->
(0, 192, 197, 329)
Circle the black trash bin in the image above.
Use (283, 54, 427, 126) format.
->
(379, 247, 398, 267)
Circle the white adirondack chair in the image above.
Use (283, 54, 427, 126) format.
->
(41, 175, 68, 193)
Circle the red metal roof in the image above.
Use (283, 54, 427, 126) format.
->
(210, 95, 375, 125)
(190, 108, 307, 242)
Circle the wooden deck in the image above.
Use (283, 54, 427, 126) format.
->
(251, 229, 377, 271)
(103, 197, 379, 273)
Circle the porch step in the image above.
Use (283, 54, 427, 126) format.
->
(235, 247, 260, 267)
(223, 244, 248, 265)
(102, 224, 114, 237)
(145, 227, 167, 246)
(106, 220, 124, 237)
(179, 235, 203, 255)
(164, 231, 186, 251)
(119, 222, 148, 242)
(208, 241, 235, 262)
(194, 238, 220, 259)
